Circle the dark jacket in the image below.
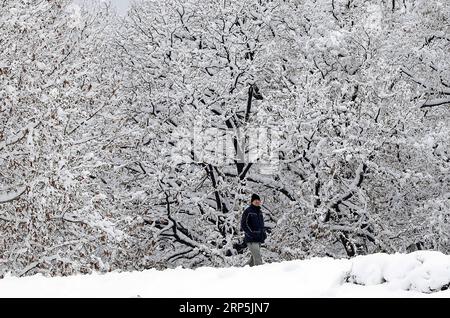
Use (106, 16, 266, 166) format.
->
(241, 204, 266, 243)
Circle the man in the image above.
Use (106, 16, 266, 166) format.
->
(241, 194, 266, 267)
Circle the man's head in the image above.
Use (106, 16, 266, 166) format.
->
(251, 193, 261, 206)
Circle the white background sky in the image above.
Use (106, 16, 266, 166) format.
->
(109, 0, 130, 13)
(74, 0, 131, 14)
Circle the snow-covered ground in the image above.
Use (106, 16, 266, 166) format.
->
(1, 251, 450, 298)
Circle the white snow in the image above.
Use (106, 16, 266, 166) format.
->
(365, 3, 383, 30)
(1, 251, 450, 297)
(348, 251, 450, 293)
(0, 186, 26, 204)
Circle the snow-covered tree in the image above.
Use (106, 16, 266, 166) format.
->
(1, 0, 448, 276)
(0, 0, 135, 276)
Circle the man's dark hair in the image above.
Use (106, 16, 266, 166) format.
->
(251, 193, 261, 202)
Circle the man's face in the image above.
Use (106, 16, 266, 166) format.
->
(252, 199, 262, 206)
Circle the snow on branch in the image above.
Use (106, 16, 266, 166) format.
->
(421, 98, 450, 108)
(323, 162, 367, 222)
(0, 186, 27, 204)
(401, 68, 450, 95)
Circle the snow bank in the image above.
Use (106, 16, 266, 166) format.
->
(347, 251, 450, 293)
(0, 252, 449, 297)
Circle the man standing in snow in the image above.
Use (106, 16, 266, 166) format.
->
(241, 194, 266, 267)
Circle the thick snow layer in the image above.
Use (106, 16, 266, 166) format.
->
(348, 251, 450, 293)
(0, 187, 26, 204)
(1, 251, 450, 298)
